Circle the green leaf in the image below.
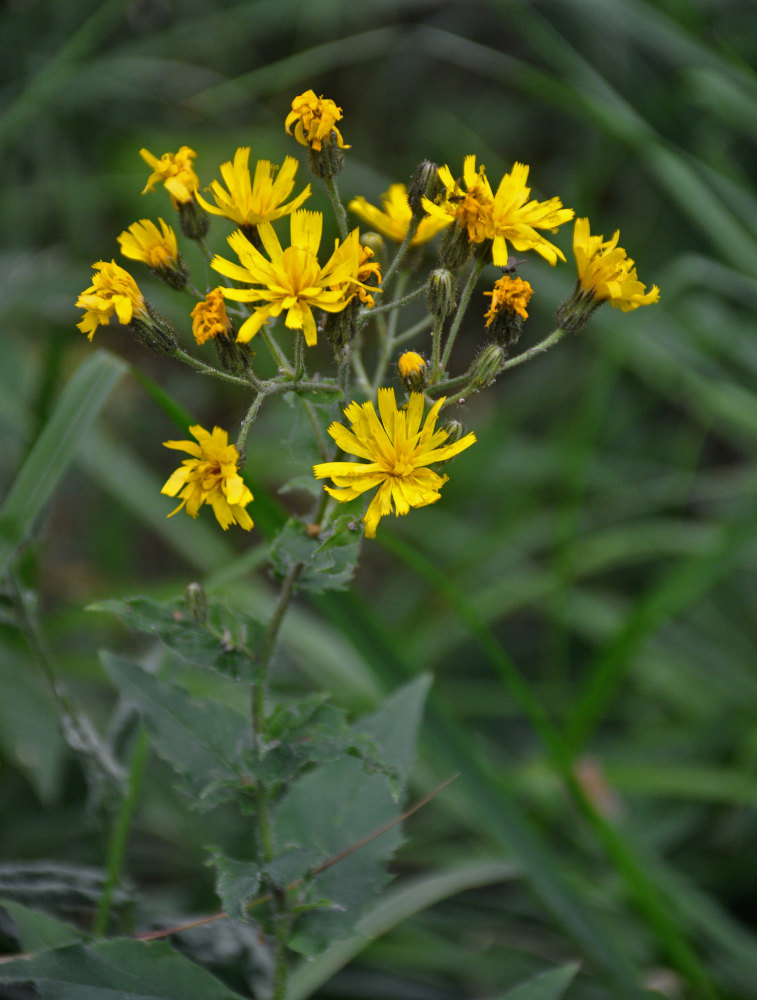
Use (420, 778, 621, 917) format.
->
(496, 963, 581, 1000)
(258, 696, 389, 794)
(269, 512, 363, 594)
(0, 898, 84, 952)
(275, 675, 431, 954)
(90, 595, 264, 683)
(206, 849, 261, 922)
(100, 653, 252, 806)
(0, 350, 127, 578)
(0, 938, 246, 999)
(0, 647, 66, 804)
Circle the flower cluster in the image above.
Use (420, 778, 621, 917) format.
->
(74, 89, 659, 539)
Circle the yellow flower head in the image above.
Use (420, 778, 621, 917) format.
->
(484, 275, 534, 325)
(285, 90, 349, 151)
(397, 351, 427, 379)
(348, 183, 449, 246)
(161, 425, 253, 531)
(573, 218, 660, 311)
(118, 218, 179, 271)
(191, 288, 232, 345)
(423, 156, 574, 266)
(211, 210, 367, 346)
(195, 147, 311, 228)
(76, 260, 147, 341)
(313, 388, 476, 538)
(140, 145, 199, 206)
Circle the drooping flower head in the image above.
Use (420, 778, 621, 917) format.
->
(484, 275, 534, 324)
(211, 210, 369, 346)
(572, 218, 660, 311)
(162, 425, 253, 531)
(76, 260, 147, 341)
(423, 156, 574, 266)
(140, 146, 200, 206)
(195, 147, 311, 229)
(191, 288, 233, 345)
(348, 184, 449, 246)
(285, 90, 349, 151)
(313, 388, 476, 538)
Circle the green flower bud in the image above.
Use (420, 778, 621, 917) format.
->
(426, 268, 458, 319)
(185, 581, 208, 624)
(472, 343, 507, 388)
(407, 160, 442, 217)
(129, 303, 178, 356)
(438, 224, 471, 269)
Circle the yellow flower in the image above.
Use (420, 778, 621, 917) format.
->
(161, 425, 253, 531)
(140, 146, 199, 206)
(285, 90, 349, 151)
(118, 218, 179, 270)
(423, 156, 574, 266)
(211, 210, 366, 346)
(313, 388, 476, 538)
(76, 260, 147, 341)
(348, 184, 449, 245)
(573, 218, 660, 311)
(195, 147, 311, 228)
(191, 289, 232, 345)
(484, 275, 534, 324)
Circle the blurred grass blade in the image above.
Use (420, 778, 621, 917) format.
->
(286, 859, 520, 999)
(0, 349, 127, 578)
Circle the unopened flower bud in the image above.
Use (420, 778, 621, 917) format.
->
(441, 418, 466, 444)
(471, 343, 506, 388)
(426, 268, 458, 319)
(185, 581, 208, 624)
(407, 160, 442, 217)
(397, 351, 429, 393)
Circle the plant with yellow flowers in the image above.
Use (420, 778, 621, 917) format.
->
(65, 89, 661, 1000)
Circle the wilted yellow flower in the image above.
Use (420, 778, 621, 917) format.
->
(423, 156, 573, 266)
(195, 147, 311, 228)
(162, 425, 253, 531)
(76, 260, 147, 341)
(348, 184, 449, 245)
(118, 218, 179, 270)
(573, 218, 660, 311)
(484, 275, 534, 324)
(211, 210, 367, 346)
(313, 388, 476, 538)
(354, 243, 382, 308)
(285, 90, 349, 151)
(140, 146, 199, 206)
(191, 289, 232, 345)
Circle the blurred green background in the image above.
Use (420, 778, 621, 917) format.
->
(3, 0, 757, 997)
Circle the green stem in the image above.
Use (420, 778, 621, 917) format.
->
(357, 282, 426, 323)
(322, 175, 349, 240)
(171, 346, 250, 387)
(235, 392, 265, 456)
(261, 326, 294, 375)
(430, 314, 444, 383)
(93, 727, 150, 937)
(501, 326, 569, 372)
(371, 272, 409, 395)
(441, 258, 485, 370)
(381, 217, 419, 288)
